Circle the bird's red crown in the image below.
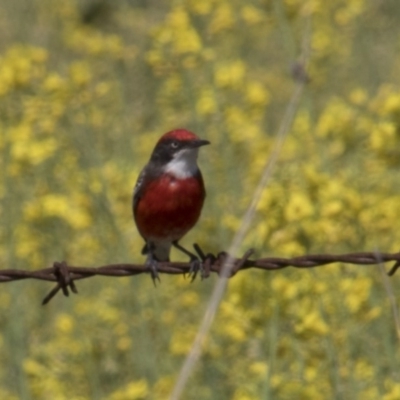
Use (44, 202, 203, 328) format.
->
(157, 129, 199, 144)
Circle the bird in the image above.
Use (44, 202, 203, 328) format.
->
(133, 128, 210, 283)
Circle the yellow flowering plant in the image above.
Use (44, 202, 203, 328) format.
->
(0, 0, 399, 399)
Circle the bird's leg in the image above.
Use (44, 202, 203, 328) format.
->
(145, 241, 161, 286)
(172, 241, 203, 281)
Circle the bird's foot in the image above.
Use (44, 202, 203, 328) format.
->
(189, 243, 216, 281)
(145, 256, 161, 287)
(189, 257, 204, 282)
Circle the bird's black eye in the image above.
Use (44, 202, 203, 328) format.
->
(171, 140, 179, 149)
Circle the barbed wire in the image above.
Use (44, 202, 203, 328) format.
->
(0, 244, 398, 305)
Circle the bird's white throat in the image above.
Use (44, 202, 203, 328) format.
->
(164, 148, 199, 178)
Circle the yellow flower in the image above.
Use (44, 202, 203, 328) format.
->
(249, 362, 268, 378)
(180, 291, 200, 307)
(215, 60, 246, 89)
(117, 337, 132, 351)
(167, 8, 202, 54)
(382, 93, 400, 115)
(295, 311, 329, 336)
(354, 360, 374, 380)
(153, 377, 175, 399)
(23, 359, 45, 377)
(271, 275, 299, 300)
(335, 1, 365, 25)
(304, 366, 318, 382)
(285, 192, 314, 222)
(69, 61, 92, 86)
(349, 88, 368, 105)
(209, 3, 234, 34)
(42, 194, 69, 217)
(364, 307, 381, 321)
(24, 193, 92, 229)
(196, 88, 217, 115)
(383, 382, 400, 400)
(11, 136, 57, 166)
(55, 313, 74, 334)
(246, 81, 270, 106)
(43, 73, 66, 92)
(189, 0, 213, 15)
(321, 200, 343, 218)
(369, 122, 395, 151)
(241, 6, 264, 25)
(341, 277, 372, 313)
(222, 213, 242, 232)
(232, 388, 259, 400)
(109, 380, 149, 400)
(312, 28, 331, 53)
(174, 28, 202, 55)
(170, 326, 196, 355)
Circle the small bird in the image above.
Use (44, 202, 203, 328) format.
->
(133, 129, 210, 283)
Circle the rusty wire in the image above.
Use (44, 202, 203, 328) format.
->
(0, 244, 398, 305)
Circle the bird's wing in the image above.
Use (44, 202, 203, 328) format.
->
(132, 168, 146, 212)
(133, 168, 150, 255)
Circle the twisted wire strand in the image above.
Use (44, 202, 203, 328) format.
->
(0, 247, 398, 305)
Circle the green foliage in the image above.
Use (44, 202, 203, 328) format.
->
(0, 0, 400, 399)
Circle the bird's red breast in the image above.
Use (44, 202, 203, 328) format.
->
(134, 172, 205, 241)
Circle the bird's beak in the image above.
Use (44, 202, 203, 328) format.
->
(190, 139, 210, 148)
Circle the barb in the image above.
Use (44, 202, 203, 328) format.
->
(375, 250, 400, 342)
(0, 248, 398, 304)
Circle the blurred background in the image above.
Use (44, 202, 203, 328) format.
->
(1, 0, 400, 398)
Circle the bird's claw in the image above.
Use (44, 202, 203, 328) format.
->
(189, 257, 204, 282)
(146, 258, 161, 287)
